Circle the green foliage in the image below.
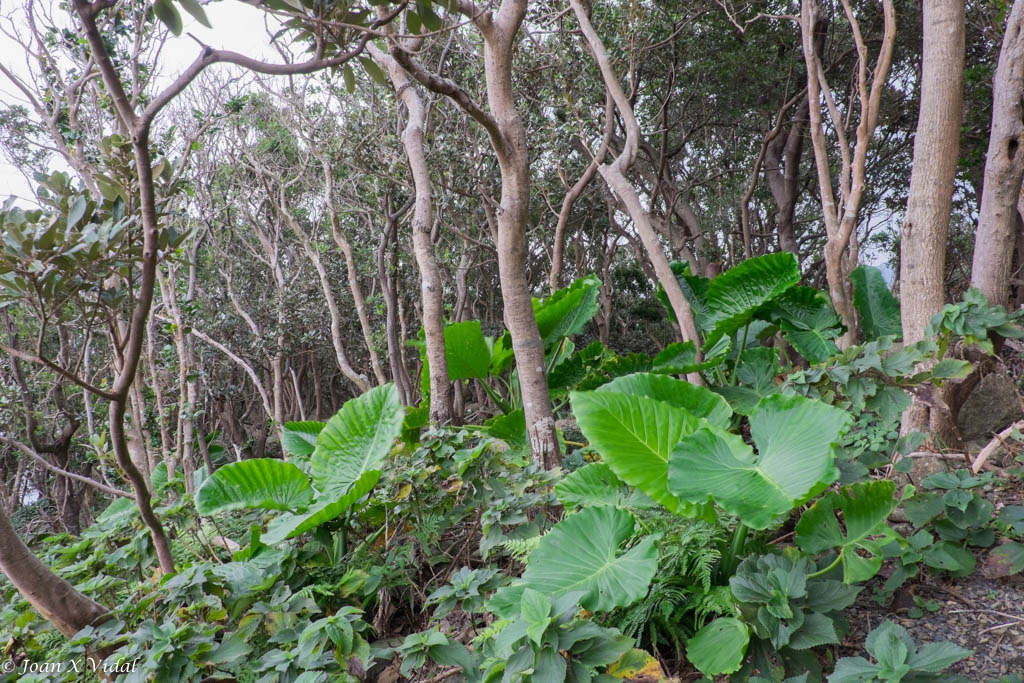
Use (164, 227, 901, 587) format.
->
(828, 620, 972, 682)
(851, 265, 903, 341)
(667, 394, 851, 530)
(491, 506, 658, 615)
(686, 617, 750, 676)
(475, 590, 633, 683)
(194, 459, 313, 515)
(731, 551, 860, 652)
(796, 480, 903, 583)
(194, 384, 404, 546)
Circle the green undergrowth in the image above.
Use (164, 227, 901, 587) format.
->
(3, 265, 1024, 682)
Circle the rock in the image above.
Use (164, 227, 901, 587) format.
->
(957, 372, 1024, 447)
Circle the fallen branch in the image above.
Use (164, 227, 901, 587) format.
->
(972, 419, 1024, 473)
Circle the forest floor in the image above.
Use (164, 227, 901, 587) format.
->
(843, 475, 1024, 680)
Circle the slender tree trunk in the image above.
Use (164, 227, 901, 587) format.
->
(972, 0, 1024, 306)
(377, 200, 415, 405)
(571, 0, 704, 383)
(391, 0, 561, 466)
(801, 0, 895, 347)
(900, 0, 965, 442)
(369, 43, 454, 425)
(900, 0, 965, 342)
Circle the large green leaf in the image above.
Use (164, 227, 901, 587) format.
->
(686, 617, 750, 675)
(796, 480, 902, 583)
(571, 389, 701, 514)
(533, 274, 601, 346)
(262, 493, 367, 546)
(195, 459, 313, 515)
(702, 253, 801, 349)
(765, 286, 843, 363)
(444, 320, 491, 380)
(519, 506, 658, 612)
(600, 373, 732, 428)
(281, 421, 325, 457)
(554, 463, 655, 511)
(667, 394, 850, 529)
(310, 383, 404, 500)
(851, 265, 902, 340)
(651, 336, 731, 375)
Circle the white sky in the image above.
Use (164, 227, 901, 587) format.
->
(0, 0, 279, 204)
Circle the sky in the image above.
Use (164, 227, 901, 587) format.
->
(0, 0, 279, 204)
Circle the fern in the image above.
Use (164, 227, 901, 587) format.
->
(472, 618, 512, 646)
(689, 584, 735, 626)
(500, 536, 540, 562)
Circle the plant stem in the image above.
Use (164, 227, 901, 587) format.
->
(722, 523, 748, 577)
(732, 324, 750, 385)
(807, 553, 843, 579)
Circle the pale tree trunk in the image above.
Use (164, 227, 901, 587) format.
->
(901, 0, 965, 342)
(801, 0, 896, 347)
(972, 0, 1024, 307)
(900, 0, 965, 442)
(275, 202, 372, 395)
(369, 42, 453, 424)
(317, 161, 386, 389)
(391, 0, 560, 467)
(0, 505, 108, 638)
(570, 0, 704, 384)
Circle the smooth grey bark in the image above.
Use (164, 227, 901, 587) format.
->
(900, 0, 965, 343)
(368, 41, 453, 424)
(391, 0, 561, 467)
(971, 0, 1024, 307)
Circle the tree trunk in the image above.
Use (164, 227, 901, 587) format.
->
(972, 0, 1024, 307)
(0, 505, 108, 638)
(571, 0, 704, 383)
(900, 0, 965, 343)
(899, 0, 965, 441)
(377, 203, 414, 405)
(485, 7, 560, 468)
(391, 0, 561, 466)
(369, 42, 453, 424)
(801, 0, 896, 347)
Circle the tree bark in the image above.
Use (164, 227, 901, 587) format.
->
(900, 0, 965, 343)
(368, 41, 453, 424)
(971, 0, 1024, 307)
(570, 0, 704, 384)
(0, 505, 108, 638)
(801, 0, 895, 347)
(899, 0, 965, 442)
(391, 0, 561, 467)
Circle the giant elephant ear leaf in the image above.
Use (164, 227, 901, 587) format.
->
(444, 320, 491, 380)
(703, 252, 801, 350)
(311, 383, 404, 500)
(281, 421, 325, 458)
(571, 389, 701, 514)
(764, 286, 843, 363)
(667, 394, 851, 529)
(519, 506, 658, 612)
(600, 372, 732, 428)
(851, 265, 902, 340)
(259, 384, 403, 545)
(533, 274, 601, 346)
(195, 459, 313, 515)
